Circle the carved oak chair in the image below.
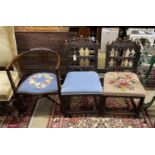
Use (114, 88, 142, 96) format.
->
(6, 48, 61, 113)
(102, 39, 146, 116)
(61, 36, 103, 116)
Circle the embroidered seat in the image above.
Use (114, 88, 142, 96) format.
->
(103, 72, 146, 116)
(104, 72, 146, 97)
(17, 73, 58, 94)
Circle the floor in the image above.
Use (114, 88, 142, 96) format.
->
(29, 98, 52, 128)
(29, 89, 155, 128)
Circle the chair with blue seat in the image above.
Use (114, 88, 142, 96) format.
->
(61, 36, 103, 116)
(6, 48, 61, 114)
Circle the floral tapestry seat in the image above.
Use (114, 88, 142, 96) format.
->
(104, 72, 146, 97)
(17, 73, 58, 94)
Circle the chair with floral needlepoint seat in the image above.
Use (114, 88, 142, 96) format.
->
(6, 48, 62, 114)
(102, 39, 145, 117)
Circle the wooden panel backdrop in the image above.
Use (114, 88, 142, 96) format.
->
(15, 29, 77, 78)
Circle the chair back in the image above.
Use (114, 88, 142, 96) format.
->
(64, 36, 99, 71)
(105, 38, 141, 73)
(8, 48, 60, 78)
(0, 27, 17, 68)
(6, 48, 61, 93)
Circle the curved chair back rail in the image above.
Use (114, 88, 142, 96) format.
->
(6, 48, 60, 71)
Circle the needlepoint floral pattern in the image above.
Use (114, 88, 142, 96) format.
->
(29, 73, 53, 89)
(108, 72, 137, 91)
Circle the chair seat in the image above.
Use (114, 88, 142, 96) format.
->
(104, 72, 146, 97)
(61, 71, 103, 95)
(0, 71, 20, 101)
(17, 72, 58, 94)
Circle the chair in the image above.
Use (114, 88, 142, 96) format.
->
(6, 48, 61, 113)
(103, 39, 146, 116)
(61, 36, 103, 116)
(0, 26, 20, 112)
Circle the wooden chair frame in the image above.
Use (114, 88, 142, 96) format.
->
(62, 36, 102, 116)
(102, 39, 144, 117)
(6, 48, 62, 114)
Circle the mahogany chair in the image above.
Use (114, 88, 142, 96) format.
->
(6, 48, 61, 114)
(61, 36, 103, 116)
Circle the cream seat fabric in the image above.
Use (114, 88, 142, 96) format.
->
(0, 71, 20, 101)
(0, 27, 17, 67)
(0, 26, 20, 102)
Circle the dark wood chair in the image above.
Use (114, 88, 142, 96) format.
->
(102, 39, 145, 117)
(61, 36, 103, 116)
(105, 38, 141, 73)
(6, 48, 61, 114)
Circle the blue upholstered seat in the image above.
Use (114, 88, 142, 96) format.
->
(17, 72, 58, 94)
(61, 71, 103, 95)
